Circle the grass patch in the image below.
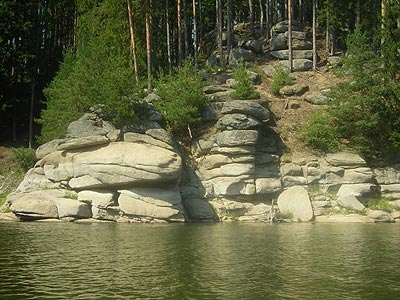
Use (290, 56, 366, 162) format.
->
(224, 211, 239, 220)
(270, 65, 293, 96)
(368, 198, 399, 212)
(276, 211, 293, 220)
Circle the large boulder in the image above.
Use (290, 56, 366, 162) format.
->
(279, 59, 313, 71)
(270, 33, 287, 51)
(336, 184, 379, 198)
(38, 141, 182, 189)
(271, 50, 313, 60)
(272, 20, 303, 34)
(216, 113, 261, 130)
(336, 195, 365, 212)
(36, 135, 110, 159)
(184, 198, 216, 220)
(210, 177, 256, 196)
(78, 190, 116, 208)
(221, 100, 270, 122)
(118, 186, 182, 207)
(229, 48, 256, 65)
(124, 132, 174, 151)
(255, 178, 282, 194)
(54, 198, 92, 218)
(215, 130, 259, 147)
(324, 152, 367, 168)
(118, 193, 184, 222)
(16, 167, 61, 192)
(277, 186, 314, 221)
(8, 189, 79, 220)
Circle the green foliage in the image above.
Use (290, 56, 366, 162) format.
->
(303, 26, 400, 160)
(0, 192, 10, 212)
(302, 112, 339, 153)
(224, 211, 239, 220)
(155, 59, 208, 138)
(11, 147, 37, 172)
(276, 211, 293, 220)
(270, 65, 293, 96)
(368, 198, 398, 212)
(230, 64, 259, 100)
(37, 0, 144, 143)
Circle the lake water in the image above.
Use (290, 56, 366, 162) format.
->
(0, 222, 399, 300)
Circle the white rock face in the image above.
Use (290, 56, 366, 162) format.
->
(54, 198, 92, 218)
(9, 189, 83, 220)
(118, 186, 182, 207)
(336, 184, 378, 198)
(78, 190, 115, 208)
(277, 186, 314, 222)
(118, 193, 184, 221)
(38, 142, 181, 189)
(324, 152, 367, 168)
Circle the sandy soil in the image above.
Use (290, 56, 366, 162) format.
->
(256, 65, 342, 155)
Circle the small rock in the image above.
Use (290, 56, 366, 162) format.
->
(305, 94, 330, 105)
(289, 102, 301, 109)
(262, 65, 276, 78)
(367, 210, 393, 222)
(327, 56, 341, 68)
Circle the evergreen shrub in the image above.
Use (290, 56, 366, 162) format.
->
(155, 59, 209, 138)
(230, 64, 260, 100)
(303, 26, 400, 160)
(302, 112, 339, 152)
(270, 65, 293, 96)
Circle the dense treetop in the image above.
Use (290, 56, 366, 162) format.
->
(0, 0, 399, 150)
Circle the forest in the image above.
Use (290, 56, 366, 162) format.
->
(0, 0, 399, 152)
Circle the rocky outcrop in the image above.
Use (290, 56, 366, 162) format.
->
(270, 21, 314, 71)
(4, 84, 400, 224)
(7, 111, 185, 223)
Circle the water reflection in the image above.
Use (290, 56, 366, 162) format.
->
(0, 222, 399, 300)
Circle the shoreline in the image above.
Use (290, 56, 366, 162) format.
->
(2, 212, 400, 224)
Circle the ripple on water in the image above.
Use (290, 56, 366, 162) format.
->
(0, 222, 399, 300)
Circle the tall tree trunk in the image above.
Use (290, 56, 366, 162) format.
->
(127, 0, 139, 83)
(325, 9, 330, 54)
(249, 0, 255, 35)
(166, 0, 172, 71)
(227, 0, 233, 56)
(29, 79, 35, 149)
(216, 0, 224, 65)
(356, 0, 361, 26)
(312, 0, 317, 71)
(299, 0, 303, 23)
(259, 0, 264, 37)
(146, 0, 152, 93)
(183, 0, 189, 58)
(265, 0, 270, 40)
(192, 0, 198, 67)
(288, 0, 293, 72)
(177, 0, 183, 65)
(381, 0, 386, 46)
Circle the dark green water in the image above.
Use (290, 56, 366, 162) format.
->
(0, 222, 399, 300)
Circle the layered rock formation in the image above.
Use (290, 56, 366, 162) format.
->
(4, 82, 400, 224)
(7, 111, 185, 223)
(270, 20, 314, 71)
